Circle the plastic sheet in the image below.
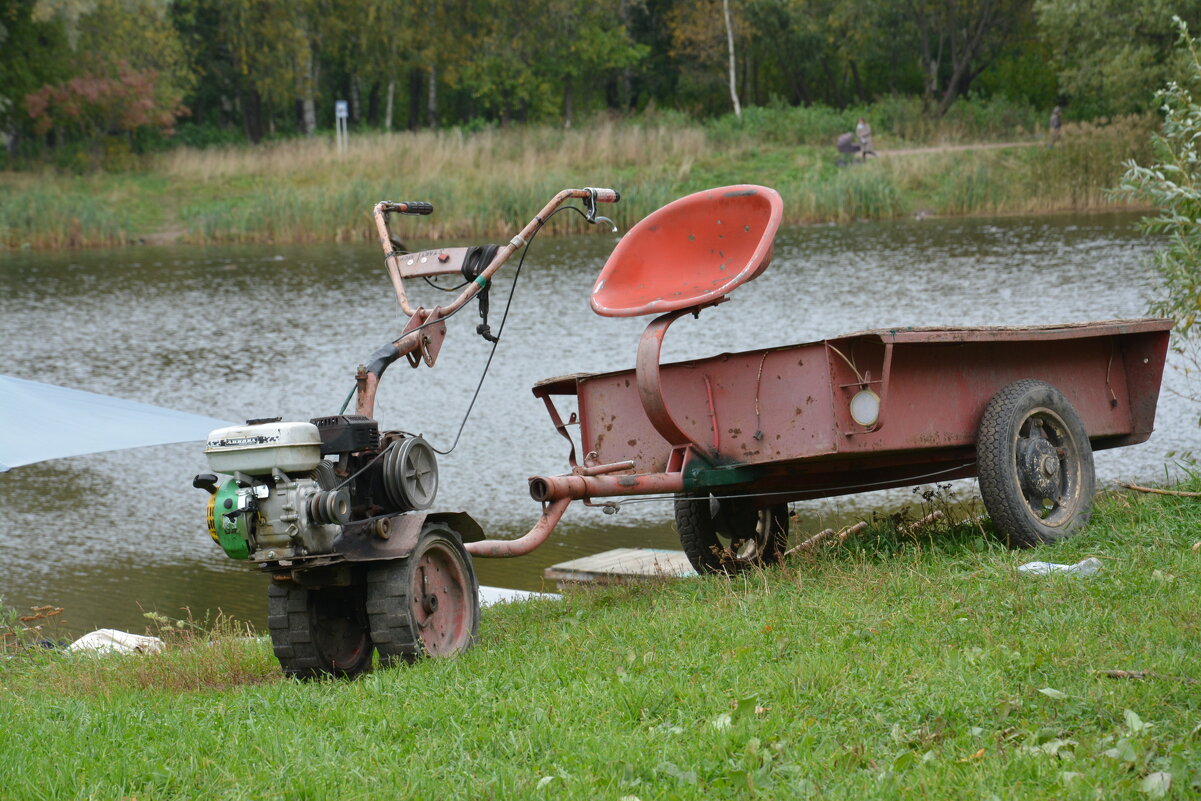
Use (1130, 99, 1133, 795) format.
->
(0, 374, 233, 472)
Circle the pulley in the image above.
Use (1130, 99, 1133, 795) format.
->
(383, 435, 439, 511)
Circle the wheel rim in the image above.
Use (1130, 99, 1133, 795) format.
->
(1012, 407, 1083, 528)
(713, 498, 781, 565)
(310, 588, 371, 672)
(409, 539, 473, 656)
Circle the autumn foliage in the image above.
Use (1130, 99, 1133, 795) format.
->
(25, 63, 187, 141)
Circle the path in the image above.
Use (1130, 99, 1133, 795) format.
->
(881, 141, 1043, 157)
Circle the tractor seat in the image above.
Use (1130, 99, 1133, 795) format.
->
(590, 185, 783, 318)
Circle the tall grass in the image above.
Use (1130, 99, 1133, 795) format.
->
(0, 110, 1159, 250)
(0, 172, 136, 248)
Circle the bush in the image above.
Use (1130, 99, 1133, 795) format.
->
(1118, 18, 1201, 335)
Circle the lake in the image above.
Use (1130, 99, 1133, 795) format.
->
(0, 210, 1192, 634)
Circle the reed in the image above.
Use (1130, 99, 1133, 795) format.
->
(0, 113, 1158, 250)
(0, 172, 136, 248)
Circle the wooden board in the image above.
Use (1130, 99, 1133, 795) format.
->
(544, 548, 696, 587)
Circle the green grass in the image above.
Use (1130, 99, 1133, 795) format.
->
(0, 111, 1157, 250)
(1, 482, 1198, 799)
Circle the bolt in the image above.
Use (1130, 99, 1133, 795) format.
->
(375, 517, 392, 540)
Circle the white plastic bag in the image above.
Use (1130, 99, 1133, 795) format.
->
(68, 629, 164, 654)
(1017, 557, 1103, 577)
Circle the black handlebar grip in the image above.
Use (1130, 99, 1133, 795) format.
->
(401, 201, 433, 215)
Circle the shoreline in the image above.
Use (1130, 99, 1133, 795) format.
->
(1, 200, 1156, 255)
(1, 122, 1156, 252)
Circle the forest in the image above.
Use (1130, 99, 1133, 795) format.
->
(1, 0, 1197, 163)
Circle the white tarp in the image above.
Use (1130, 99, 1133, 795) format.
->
(0, 374, 234, 472)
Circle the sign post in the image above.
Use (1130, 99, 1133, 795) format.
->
(335, 100, 349, 154)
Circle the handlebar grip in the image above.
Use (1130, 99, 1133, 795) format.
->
(399, 201, 433, 215)
(585, 187, 621, 203)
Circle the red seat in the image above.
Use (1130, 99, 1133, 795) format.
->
(590, 185, 783, 318)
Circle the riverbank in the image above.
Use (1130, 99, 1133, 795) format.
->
(0, 114, 1155, 251)
(1, 482, 1198, 798)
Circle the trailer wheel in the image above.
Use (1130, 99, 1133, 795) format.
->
(366, 523, 479, 667)
(976, 379, 1095, 548)
(674, 494, 789, 575)
(266, 581, 374, 679)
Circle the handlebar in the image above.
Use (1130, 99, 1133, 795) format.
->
(584, 187, 621, 203)
(372, 187, 621, 320)
(381, 200, 434, 215)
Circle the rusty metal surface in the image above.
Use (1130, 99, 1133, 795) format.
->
(464, 498, 571, 558)
(315, 511, 486, 564)
(527, 471, 685, 502)
(545, 318, 1171, 493)
(396, 247, 471, 279)
(846, 318, 1171, 344)
(635, 308, 702, 451)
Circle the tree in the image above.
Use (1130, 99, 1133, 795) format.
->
(1119, 19, 1201, 335)
(667, 0, 747, 113)
(23, 0, 190, 151)
(0, 0, 72, 151)
(25, 63, 185, 141)
(1036, 0, 1201, 116)
(903, 0, 1034, 116)
(722, 0, 740, 117)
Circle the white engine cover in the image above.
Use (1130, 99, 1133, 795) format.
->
(205, 421, 322, 474)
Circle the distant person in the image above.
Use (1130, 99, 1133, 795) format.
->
(1048, 106, 1062, 147)
(856, 118, 876, 159)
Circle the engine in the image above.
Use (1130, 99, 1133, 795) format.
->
(195, 415, 438, 563)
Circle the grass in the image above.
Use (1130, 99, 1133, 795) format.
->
(0, 480, 1198, 799)
(0, 111, 1157, 250)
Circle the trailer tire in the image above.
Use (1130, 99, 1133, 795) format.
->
(674, 494, 789, 575)
(266, 580, 374, 679)
(976, 379, 1095, 548)
(366, 523, 479, 667)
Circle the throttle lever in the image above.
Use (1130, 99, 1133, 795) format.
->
(582, 189, 619, 232)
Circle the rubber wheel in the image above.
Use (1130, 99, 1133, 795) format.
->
(976, 379, 1095, 548)
(366, 523, 479, 666)
(674, 494, 789, 575)
(266, 580, 374, 679)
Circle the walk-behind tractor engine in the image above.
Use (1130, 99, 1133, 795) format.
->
(194, 411, 483, 679)
(198, 416, 436, 563)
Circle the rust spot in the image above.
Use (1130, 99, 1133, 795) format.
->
(806, 396, 814, 404)
(627, 439, 637, 447)
(729, 428, 742, 436)
(624, 379, 630, 387)
(619, 476, 637, 487)
(795, 408, 804, 417)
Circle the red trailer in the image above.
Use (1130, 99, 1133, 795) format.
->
(199, 185, 1172, 676)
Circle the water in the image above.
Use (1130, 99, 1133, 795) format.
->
(0, 212, 1193, 635)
